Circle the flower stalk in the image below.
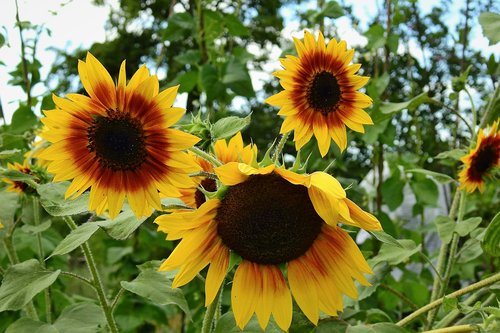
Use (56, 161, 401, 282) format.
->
(62, 216, 119, 333)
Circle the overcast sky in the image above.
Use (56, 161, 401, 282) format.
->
(0, 0, 498, 123)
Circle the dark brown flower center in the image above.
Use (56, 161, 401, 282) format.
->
(307, 71, 341, 115)
(87, 110, 147, 171)
(469, 137, 500, 181)
(195, 178, 217, 208)
(215, 173, 323, 265)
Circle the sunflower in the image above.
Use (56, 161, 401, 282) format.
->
(39, 52, 201, 219)
(2, 160, 32, 194)
(266, 31, 373, 156)
(459, 120, 500, 193)
(155, 161, 381, 331)
(179, 132, 257, 208)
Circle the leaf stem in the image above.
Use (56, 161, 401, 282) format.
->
(397, 272, 500, 327)
(110, 287, 125, 312)
(62, 216, 119, 333)
(59, 271, 96, 291)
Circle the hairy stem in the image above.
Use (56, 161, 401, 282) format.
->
(32, 197, 52, 323)
(397, 272, 500, 327)
(271, 132, 290, 163)
(201, 288, 222, 333)
(189, 147, 222, 167)
(63, 216, 119, 333)
(423, 324, 479, 333)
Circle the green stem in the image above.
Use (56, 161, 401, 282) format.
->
(479, 82, 499, 129)
(271, 132, 290, 163)
(435, 289, 488, 328)
(62, 216, 119, 333)
(59, 271, 96, 291)
(189, 147, 222, 167)
(464, 87, 476, 134)
(455, 293, 495, 325)
(396, 272, 500, 327)
(189, 171, 218, 180)
(110, 288, 125, 312)
(427, 190, 461, 327)
(32, 197, 52, 323)
(380, 283, 419, 310)
(422, 324, 479, 333)
(201, 288, 222, 333)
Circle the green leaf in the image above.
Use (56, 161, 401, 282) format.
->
(406, 168, 455, 184)
(199, 64, 224, 102)
(53, 303, 106, 333)
(347, 323, 409, 333)
(443, 297, 458, 311)
(21, 220, 52, 235)
(369, 231, 404, 248)
(482, 212, 500, 256)
(313, 319, 348, 332)
(10, 104, 37, 134)
(317, 1, 344, 20)
(364, 24, 385, 50)
(121, 264, 190, 318)
(0, 149, 22, 159)
(0, 192, 19, 229)
(174, 50, 201, 65)
(435, 149, 466, 161)
(380, 92, 432, 114)
(434, 216, 455, 244)
(178, 70, 199, 93)
(479, 12, 500, 45)
(211, 114, 251, 141)
(97, 209, 146, 240)
(0, 168, 36, 182)
(373, 240, 421, 265)
(37, 182, 90, 216)
(380, 172, 405, 211)
(6, 318, 58, 333)
(0, 259, 60, 312)
(455, 217, 482, 237)
(222, 59, 254, 97)
(223, 14, 249, 36)
(410, 178, 439, 207)
(214, 312, 283, 332)
(204, 10, 224, 43)
(49, 223, 100, 258)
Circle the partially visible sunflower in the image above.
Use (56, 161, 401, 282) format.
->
(0, 222, 3, 230)
(39, 53, 200, 219)
(266, 31, 373, 156)
(459, 120, 500, 192)
(155, 161, 381, 331)
(179, 132, 256, 208)
(2, 160, 32, 194)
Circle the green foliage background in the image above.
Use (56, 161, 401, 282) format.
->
(1, 0, 500, 332)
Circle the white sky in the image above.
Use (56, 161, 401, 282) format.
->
(0, 0, 498, 123)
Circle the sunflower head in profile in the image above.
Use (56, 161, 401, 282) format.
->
(155, 160, 381, 331)
(266, 31, 373, 156)
(2, 160, 33, 194)
(39, 53, 201, 219)
(459, 120, 500, 193)
(179, 132, 257, 208)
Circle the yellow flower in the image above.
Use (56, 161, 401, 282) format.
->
(39, 52, 200, 219)
(155, 162, 381, 331)
(2, 160, 32, 194)
(179, 132, 257, 208)
(459, 119, 500, 193)
(0, 222, 3, 230)
(266, 31, 373, 156)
